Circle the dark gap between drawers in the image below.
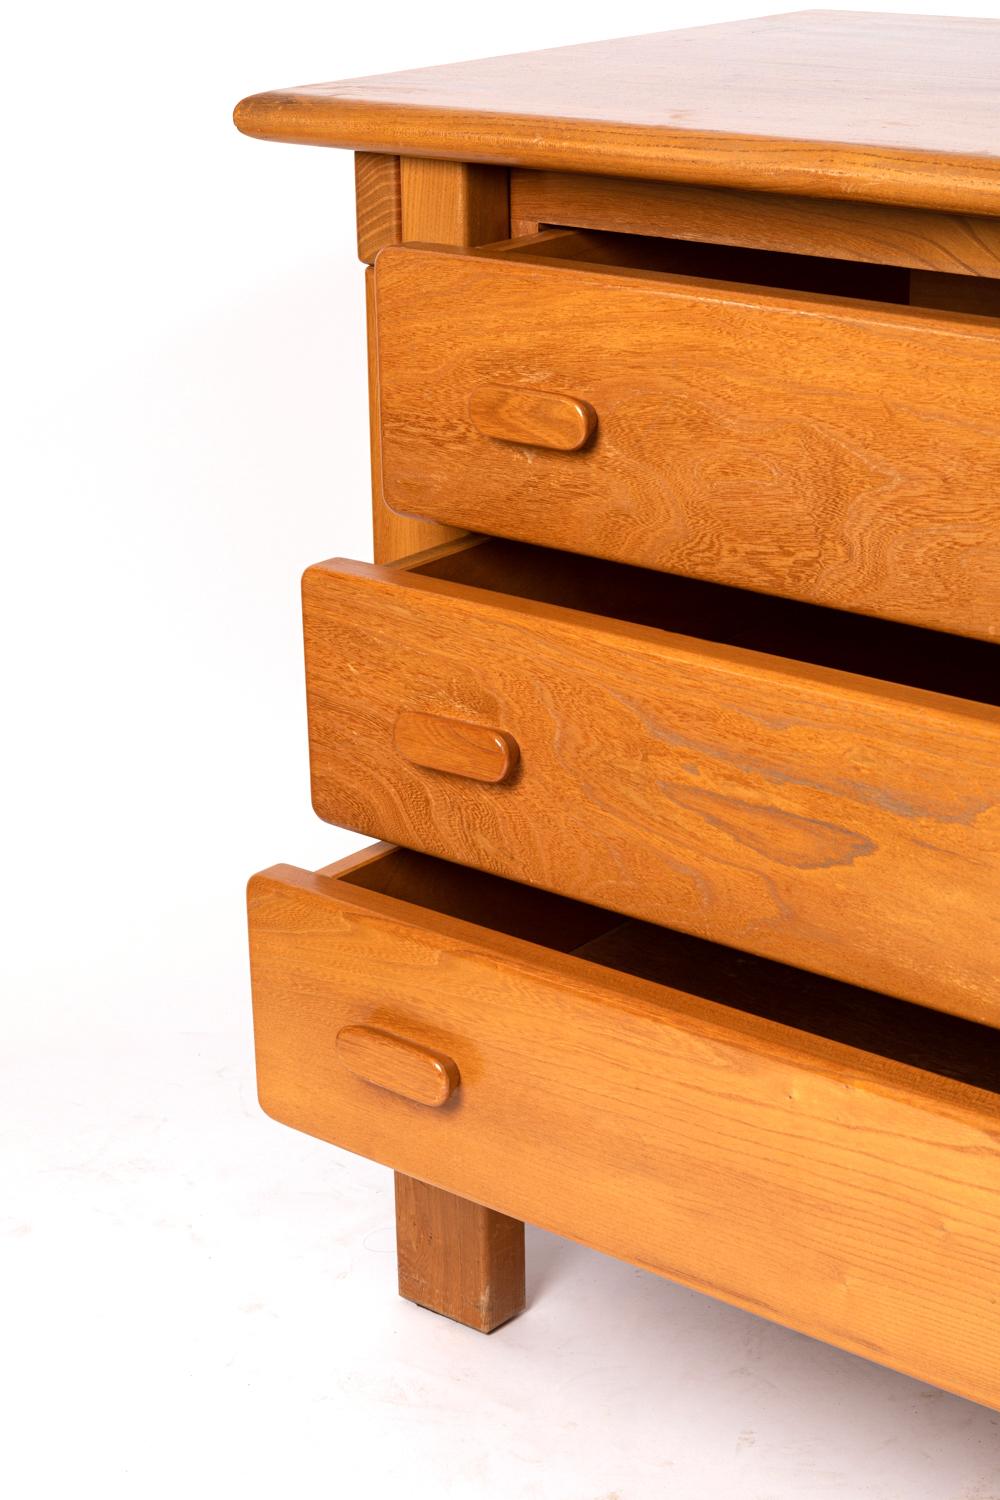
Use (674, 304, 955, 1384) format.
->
(341, 849, 1000, 1096)
(498, 228, 1000, 316)
(413, 539, 999, 705)
(342, 845, 620, 953)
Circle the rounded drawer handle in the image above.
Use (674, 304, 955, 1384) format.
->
(469, 382, 596, 451)
(336, 1026, 460, 1107)
(393, 710, 519, 783)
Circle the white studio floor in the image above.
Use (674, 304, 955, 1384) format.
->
(6, 1017, 1000, 1500)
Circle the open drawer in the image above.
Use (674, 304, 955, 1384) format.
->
(303, 536, 1000, 1025)
(248, 842, 1000, 1409)
(373, 231, 1000, 640)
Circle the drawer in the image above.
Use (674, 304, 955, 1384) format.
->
(247, 843, 1000, 1409)
(303, 537, 1000, 1024)
(373, 234, 1000, 640)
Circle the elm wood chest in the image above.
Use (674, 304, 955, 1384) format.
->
(236, 10, 1000, 1409)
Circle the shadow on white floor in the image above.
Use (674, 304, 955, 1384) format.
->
(5, 1027, 999, 1500)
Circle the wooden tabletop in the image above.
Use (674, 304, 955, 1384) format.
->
(235, 11, 1000, 215)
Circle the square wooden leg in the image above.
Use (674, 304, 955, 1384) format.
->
(394, 1172, 526, 1333)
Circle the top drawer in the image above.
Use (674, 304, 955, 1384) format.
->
(374, 237, 1000, 640)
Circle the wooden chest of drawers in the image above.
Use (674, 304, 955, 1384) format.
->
(236, 10, 1000, 1409)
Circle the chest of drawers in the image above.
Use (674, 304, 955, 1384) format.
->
(236, 10, 1000, 1409)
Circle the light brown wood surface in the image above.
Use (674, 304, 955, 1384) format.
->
(394, 1173, 526, 1333)
(375, 243, 1000, 639)
(234, 13, 1000, 215)
(242, 17, 1000, 1401)
(302, 538, 1000, 1024)
(393, 710, 519, 783)
(362, 159, 517, 1296)
(400, 158, 508, 248)
(355, 152, 401, 263)
(367, 158, 508, 563)
(336, 1024, 460, 1106)
(468, 382, 595, 451)
(247, 847, 1000, 1408)
(365, 268, 458, 563)
(509, 170, 1000, 276)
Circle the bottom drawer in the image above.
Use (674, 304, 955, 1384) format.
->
(247, 844, 1000, 1409)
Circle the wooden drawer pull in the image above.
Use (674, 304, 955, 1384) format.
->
(393, 710, 519, 783)
(469, 382, 596, 451)
(336, 1026, 460, 1107)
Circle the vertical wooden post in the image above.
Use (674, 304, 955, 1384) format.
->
(361, 157, 510, 563)
(354, 153, 402, 264)
(394, 1173, 526, 1333)
(400, 158, 510, 247)
(365, 267, 461, 562)
(356, 158, 525, 1322)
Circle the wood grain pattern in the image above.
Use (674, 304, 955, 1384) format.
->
(243, 16, 1000, 1399)
(469, 383, 595, 451)
(394, 1173, 525, 1332)
(510, 170, 1000, 276)
(233, 13, 1000, 215)
(393, 710, 518, 783)
(336, 1025, 460, 1106)
(365, 267, 457, 564)
(375, 244, 1000, 640)
(247, 850, 1000, 1408)
(366, 158, 509, 563)
(355, 152, 401, 263)
(302, 540, 1000, 1025)
(400, 158, 509, 248)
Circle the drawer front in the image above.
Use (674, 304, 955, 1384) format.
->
(247, 848, 1000, 1410)
(303, 550, 1000, 1024)
(375, 245, 1000, 639)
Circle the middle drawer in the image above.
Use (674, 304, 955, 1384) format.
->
(303, 537, 1000, 1026)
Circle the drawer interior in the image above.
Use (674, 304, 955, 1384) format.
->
(490, 227, 1000, 317)
(339, 846, 1000, 1095)
(410, 538, 999, 707)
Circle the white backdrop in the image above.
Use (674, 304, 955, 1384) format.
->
(5, 2, 1000, 1495)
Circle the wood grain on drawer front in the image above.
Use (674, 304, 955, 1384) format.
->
(302, 553, 1000, 1025)
(247, 852, 1000, 1411)
(375, 245, 1000, 640)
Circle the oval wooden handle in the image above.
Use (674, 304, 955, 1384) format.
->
(469, 383, 596, 451)
(394, 711, 519, 783)
(336, 1026, 460, 1107)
